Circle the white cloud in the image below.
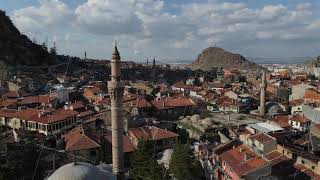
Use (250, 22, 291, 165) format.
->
(9, 0, 320, 60)
(12, 0, 74, 33)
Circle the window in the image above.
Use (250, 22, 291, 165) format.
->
(302, 160, 305, 164)
(312, 166, 315, 170)
(223, 162, 226, 169)
(90, 150, 96, 156)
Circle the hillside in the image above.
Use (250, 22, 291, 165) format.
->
(188, 47, 262, 71)
(0, 10, 60, 66)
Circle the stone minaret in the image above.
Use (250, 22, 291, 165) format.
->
(260, 71, 266, 116)
(108, 43, 125, 180)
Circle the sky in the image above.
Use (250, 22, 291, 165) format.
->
(1, 0, 320, 62)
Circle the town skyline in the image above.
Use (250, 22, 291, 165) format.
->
(1, 0, 320, 61)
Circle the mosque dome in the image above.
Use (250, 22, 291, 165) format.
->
(48, 162, 116, 180)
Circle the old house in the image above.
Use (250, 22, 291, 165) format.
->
(213, 144, 271, 180)
(64, 126, 101, 163)
(128, 126, 178, 150)
(151, 97, 194, 119)
(245, 133, 277, 155)
(288, 114, 311, 132)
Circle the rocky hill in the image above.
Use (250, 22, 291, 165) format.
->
(188, 47, 262, 71)
(0, 10, 60, 66)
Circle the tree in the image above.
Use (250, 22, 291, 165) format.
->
(129, 141, 168, 180)
(0, 144, 45, 180)
(176, 127, 189, 144)
(170, 143, 205, 180)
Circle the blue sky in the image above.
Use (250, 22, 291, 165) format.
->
(1, 0, 320, 62)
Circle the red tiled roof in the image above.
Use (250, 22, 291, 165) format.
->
(305, 88, 320, 102)
(129, 126, 178, 141)
(249, 133, 275, 144)
(0, 99, 17, 107)
(0, 109, 18, 118)
(272, 115, 291, 128)
(65, 126, 100, 151)
(14, 108, 78, 124)
(84, 86, 102, 94)
(17, 95, 56, 105)
(13, 108, 40, 120)
(105, 135, 136, 153)
(123, 94, 143, 103)
(79, 110, 93, 117)
(66, 101, 85, 110)
(124, 98, 152, 109)
(149, 126, 179, 140)
(265, 151, 290, 166)
(37, 109, 78, 124)
(2, 91, 20, 98)
(290, 114, 310, 123)
(289, 99, 304, 106)
(219, 144, 269, 177)
(151, 97, 194, 110)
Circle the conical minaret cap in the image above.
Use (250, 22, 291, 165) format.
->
(112, 41, 120, 60)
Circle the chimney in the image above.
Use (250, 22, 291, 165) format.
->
(239, 148, 242, 153)
(162, 102, 165, 107)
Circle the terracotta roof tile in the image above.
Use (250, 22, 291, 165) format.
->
(129, 126, 178, 141)
(249, 133, 275, 144)
(0, 99, 17, 107)
(105, 135, 136, 153)
(265, 151, 289, 166)
(289, 114, 310, 123)
(65, 126, 100, 151)
(124, 98, 152, 109)
(0, 109, 18, 118)
(151, 97, 194, 110)
(219, 144, 270, 177)
(289, 99, 304, 106)
(272, 115, 291, 128)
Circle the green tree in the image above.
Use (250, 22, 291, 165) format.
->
(129, 141, 168, 180)
(0, 144, 45, 180)
(170, 143, 205, 180)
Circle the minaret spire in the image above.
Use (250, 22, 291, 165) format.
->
(108, 42, 125, 180)
(260, 71, 266, 116)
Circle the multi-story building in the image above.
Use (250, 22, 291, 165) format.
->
(213, 144, 271, 180)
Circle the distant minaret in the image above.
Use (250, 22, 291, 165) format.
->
(260, 71, 266, 116)
(84, 51, 87, 59)
(108, 42, 125, 180)
(146, 58, 149, 66)
(152, 57, 156, 69)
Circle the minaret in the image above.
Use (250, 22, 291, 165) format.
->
(260, 71, 266, 116)
(108, 42, 125, 180)
(146, 58, 149, 66)
(152, 57, 156, 69)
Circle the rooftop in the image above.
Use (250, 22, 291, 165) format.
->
(219, 144, 270, 177)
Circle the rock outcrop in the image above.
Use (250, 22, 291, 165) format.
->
(189, 47, 262, 71)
